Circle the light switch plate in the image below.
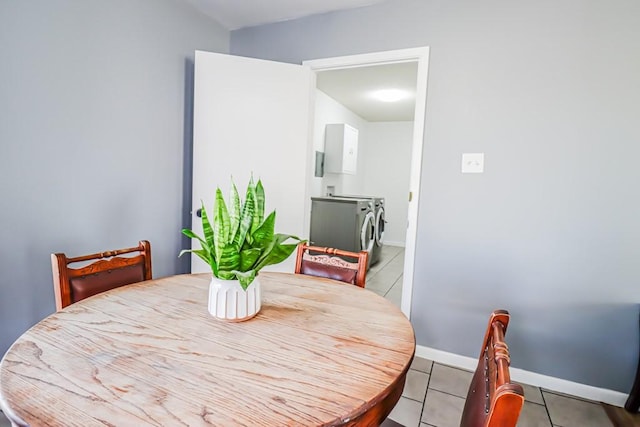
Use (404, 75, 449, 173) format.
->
(461, 153, 484, 173)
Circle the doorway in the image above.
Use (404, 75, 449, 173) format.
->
(303, 47, 430, 319)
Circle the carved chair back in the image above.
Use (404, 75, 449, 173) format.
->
(294, 243, 368, 288)
(460, 310, 524, 427)
(51, 240, 152, 311)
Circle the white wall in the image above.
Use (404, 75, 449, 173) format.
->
(311, 90, 367, 197)
(361, 122, 414, 246)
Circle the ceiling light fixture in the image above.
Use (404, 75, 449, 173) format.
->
(370, 89, 410, 102)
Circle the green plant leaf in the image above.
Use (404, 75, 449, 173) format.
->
(232, 269, 257, 290)
(235, 184, 255, 246)
(250, 210, 275, 248)
(180, 246, 217, 277)
(255, 242, 300, 271)
(217, 243, 240, 273)
(181, 228, 207, 249)
(217, 270, 236, 280)
(200, 200, 215, 256)
(190, 203, 218, 276)
(254, 233, 302, 271)
(180, 176, 298, 280)
(213, 188, 231, 261)
(178, 248, 195, 258)
(248, 177, 262, 235)
(229, 180, 241, 242)
(178, 249, 215, 272)
(239, 247, 262, 271)
(254, 179, 265, 228)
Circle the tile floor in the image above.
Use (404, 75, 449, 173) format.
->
(387, 357, 613, 427)
(370, 245, 614, 427)
(366, 244, 405, 307)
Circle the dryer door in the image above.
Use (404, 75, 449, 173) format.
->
(375, 207, 385, 247)
(361, 211, 376, 253)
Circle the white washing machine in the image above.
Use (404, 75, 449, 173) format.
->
(309, 197, 375, 266)
(332, 195, 385, 265)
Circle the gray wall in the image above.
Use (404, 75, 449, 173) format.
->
(0, 1, 229, 357)
(231, 0, 640, 392)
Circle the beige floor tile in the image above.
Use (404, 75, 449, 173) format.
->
(429, 364, 473, 398)
(422, 389, 465, 427)
(366, 246, 404, 306)
(383, 260, 405, 276)
(517, 401, 552, 427)
(384, 247, 404, 261)
(365, 276, 394, 294)
(368, 247, 403, 277)
(410, 357, 433, 374)
(403, 370, 430, 402)
(542, 391, 611, 427)
(385, 278, 403, 306)
(517, 382, 545, 405)
(371, 266, 403, 286)
(380, 245, 404, 258)
(366, 262, 386, 278)
(388, 396, 423, 427)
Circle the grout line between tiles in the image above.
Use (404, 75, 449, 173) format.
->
(539, 387, 555, 427)
(419, 362, 433, 425)
(383, 275, 403, 297)
(426, 387, 467, 400)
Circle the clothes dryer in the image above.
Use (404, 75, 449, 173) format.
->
(331, 195, 385, 265)
(309, 197, 375, 267)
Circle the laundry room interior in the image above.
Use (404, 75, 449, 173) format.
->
(307, 61, 419, 307)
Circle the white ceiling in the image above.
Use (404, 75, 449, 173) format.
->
(185, 0, 393, 31)
(184, 0, 416, 122)
(316, 62, 418, 122)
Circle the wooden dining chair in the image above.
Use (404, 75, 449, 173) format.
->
(460, 309, 524, 427)
(51, 240, 152, 311)
(294, 243, 369, 288)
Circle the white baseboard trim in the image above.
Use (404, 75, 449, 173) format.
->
(416, 344, 628, 407)
(383, 241, 405, 247)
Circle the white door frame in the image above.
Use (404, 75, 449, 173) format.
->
(303, 47, 430, 319)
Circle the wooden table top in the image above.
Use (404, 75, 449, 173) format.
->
(0, 272, 415, 426)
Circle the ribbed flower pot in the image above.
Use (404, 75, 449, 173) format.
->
(208, 276, 261, 321)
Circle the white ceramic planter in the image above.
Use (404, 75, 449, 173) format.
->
(208, 276, 261, 321)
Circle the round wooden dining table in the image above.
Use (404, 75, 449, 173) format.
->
(0, 272, 415, 426)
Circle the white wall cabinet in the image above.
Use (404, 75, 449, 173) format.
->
(324, 123, 358, 175)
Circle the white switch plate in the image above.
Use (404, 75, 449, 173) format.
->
(461, 153, 484, 173)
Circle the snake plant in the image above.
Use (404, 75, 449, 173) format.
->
(179, 177, 303, 290)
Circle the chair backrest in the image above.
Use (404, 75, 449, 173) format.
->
(460, 310, 524, 427)
(51, 240, 152, 311)
(294, 243, 368, 288)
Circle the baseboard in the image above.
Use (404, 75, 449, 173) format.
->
(383, 241, 405, 247)
(416, 344, 628, 407)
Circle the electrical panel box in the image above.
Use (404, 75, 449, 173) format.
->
(324, 124, 358, 175)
